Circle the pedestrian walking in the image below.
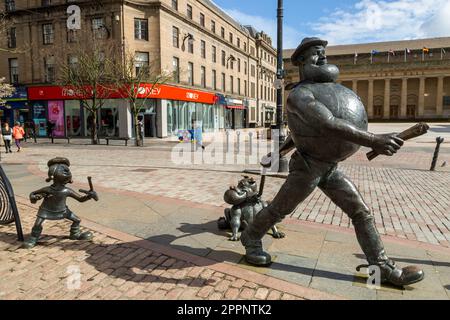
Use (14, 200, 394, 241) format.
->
(2, 122, 13, 153)
(12, 121, 25, 152)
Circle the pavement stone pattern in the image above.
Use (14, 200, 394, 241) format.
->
(2, 134, 450, 249)
(0, 202, 307, 300)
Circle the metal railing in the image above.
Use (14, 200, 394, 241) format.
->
(0, 164, 24, 241)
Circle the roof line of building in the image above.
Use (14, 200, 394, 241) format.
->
(283, 36, 450, 58)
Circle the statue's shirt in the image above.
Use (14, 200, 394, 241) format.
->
(287, 81, 368, 163)
(37, 187, 72, 220)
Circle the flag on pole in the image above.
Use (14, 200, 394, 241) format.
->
(370, 49, 379, 64)
(422, 47, 430, 61)
(354, 52, 358, 64)
(387, 49, 395, 62)
(404, 48, 411, 62)
(442, 48, 446, 60)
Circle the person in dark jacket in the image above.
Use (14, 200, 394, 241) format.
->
(2, 122, 13, 153)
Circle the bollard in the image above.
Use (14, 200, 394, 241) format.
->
(249, 132, 253, 155)
(225, 130, 230, 153)
(236, 131, 241, 153)
(430, 137, 444, 171)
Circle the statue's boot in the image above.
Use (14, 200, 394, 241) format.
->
(22, 225, 42, 249)
(354, 216, 424, 287)
(240, 208, 280, 266)
(69, 226, 94, 241)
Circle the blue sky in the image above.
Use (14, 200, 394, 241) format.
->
(211, 0, 450, 48)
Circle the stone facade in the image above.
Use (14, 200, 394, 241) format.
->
(0, 0, 277, 128)
(283, 37, 450, 120)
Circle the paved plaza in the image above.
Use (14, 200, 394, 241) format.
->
(0, 123, 450, 299)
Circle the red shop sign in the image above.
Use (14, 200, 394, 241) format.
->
(28, 84, 216, 104)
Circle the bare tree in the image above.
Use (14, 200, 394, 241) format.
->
(59, 42, 116, 144)
(0, 77, 14, 105)
(109, 51, 172, 146)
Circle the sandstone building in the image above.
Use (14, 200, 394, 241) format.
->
(0, 0, 277, 138)
(284, 37, 450, 121)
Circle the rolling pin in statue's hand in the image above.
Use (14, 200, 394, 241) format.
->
(366, 123, 430, 161)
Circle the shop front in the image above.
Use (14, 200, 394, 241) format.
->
(0, 86, 31, 127)
(27, 84, 219, 139)
(225, 97, 247, 130)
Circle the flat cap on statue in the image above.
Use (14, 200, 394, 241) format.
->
(291, 37, 328, 66)
(47, 157, 71, 168)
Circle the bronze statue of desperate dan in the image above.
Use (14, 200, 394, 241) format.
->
(240, 37, 426, 287)
(22, 157, 98, 249)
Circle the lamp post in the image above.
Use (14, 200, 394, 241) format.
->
(275, 0, 288, 172)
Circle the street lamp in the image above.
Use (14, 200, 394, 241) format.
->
(275, 0, 288, 172)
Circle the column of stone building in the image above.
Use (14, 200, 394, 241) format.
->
(368, 79, 374, 118)
(436, 76, 444, 116)
(352, 80, 358, 93)
(401, 78, 408, 118)
(418, 77, 425, 117)
(383, 79, 391, 119)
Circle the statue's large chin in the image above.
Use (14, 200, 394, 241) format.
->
(303, 63, 340, 83)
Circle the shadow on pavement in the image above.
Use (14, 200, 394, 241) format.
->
(1, 221, 357, 288)
(353, 253, 450, 267)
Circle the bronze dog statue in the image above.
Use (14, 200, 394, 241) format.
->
(218, 176, 285, 241)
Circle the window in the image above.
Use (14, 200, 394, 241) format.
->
(211, 20, 216, 33)
(172, 26, 179, 48)
(237, 38, 240, 48)
(229, 32, 233, 44)
(229, 58, 234, 70)
(221, 50, 226, 66)
(244, 80, 247, 96)
(44, 56, 55, 83)
(5, 0, 15, 11)
(68, 54, 78, 71)
(244, 61, 247, 75)
(212, 45, 216, 63)
(237, 58, 241, 72)
(238, 78, 241, 95)
(201, 66, 206, 88)
(230, 76, 234, 93)
(200, 13, 205, 27)
(187, 4, 193, 19)
(8, 58, 18, 84)
(221, 27, 225, 38)
(42, 0, 51, 6)
(134, 18, 148, 40)
(67, 30, 78, 43)
(201, 40, 206, 58)
(173, 57, 180, 83)
(244, 42, 247, 52)
(251, 82, 255, 98)
(92, 18, 107, 39)
(135, 52, 149, 75)
(251, 64, 256, 77)
(212, 70, 217, 90)
(42, 23, 54, 44)
(188, 62, 194, 86)
(172, 0, 178, 10)
(188, 38, 194, 54)
(221, 73, 226, 92)
(7, 27, 16, 48)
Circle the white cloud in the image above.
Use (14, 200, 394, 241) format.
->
(223, 8, 304, 49)
(311, 0, 450, 45)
